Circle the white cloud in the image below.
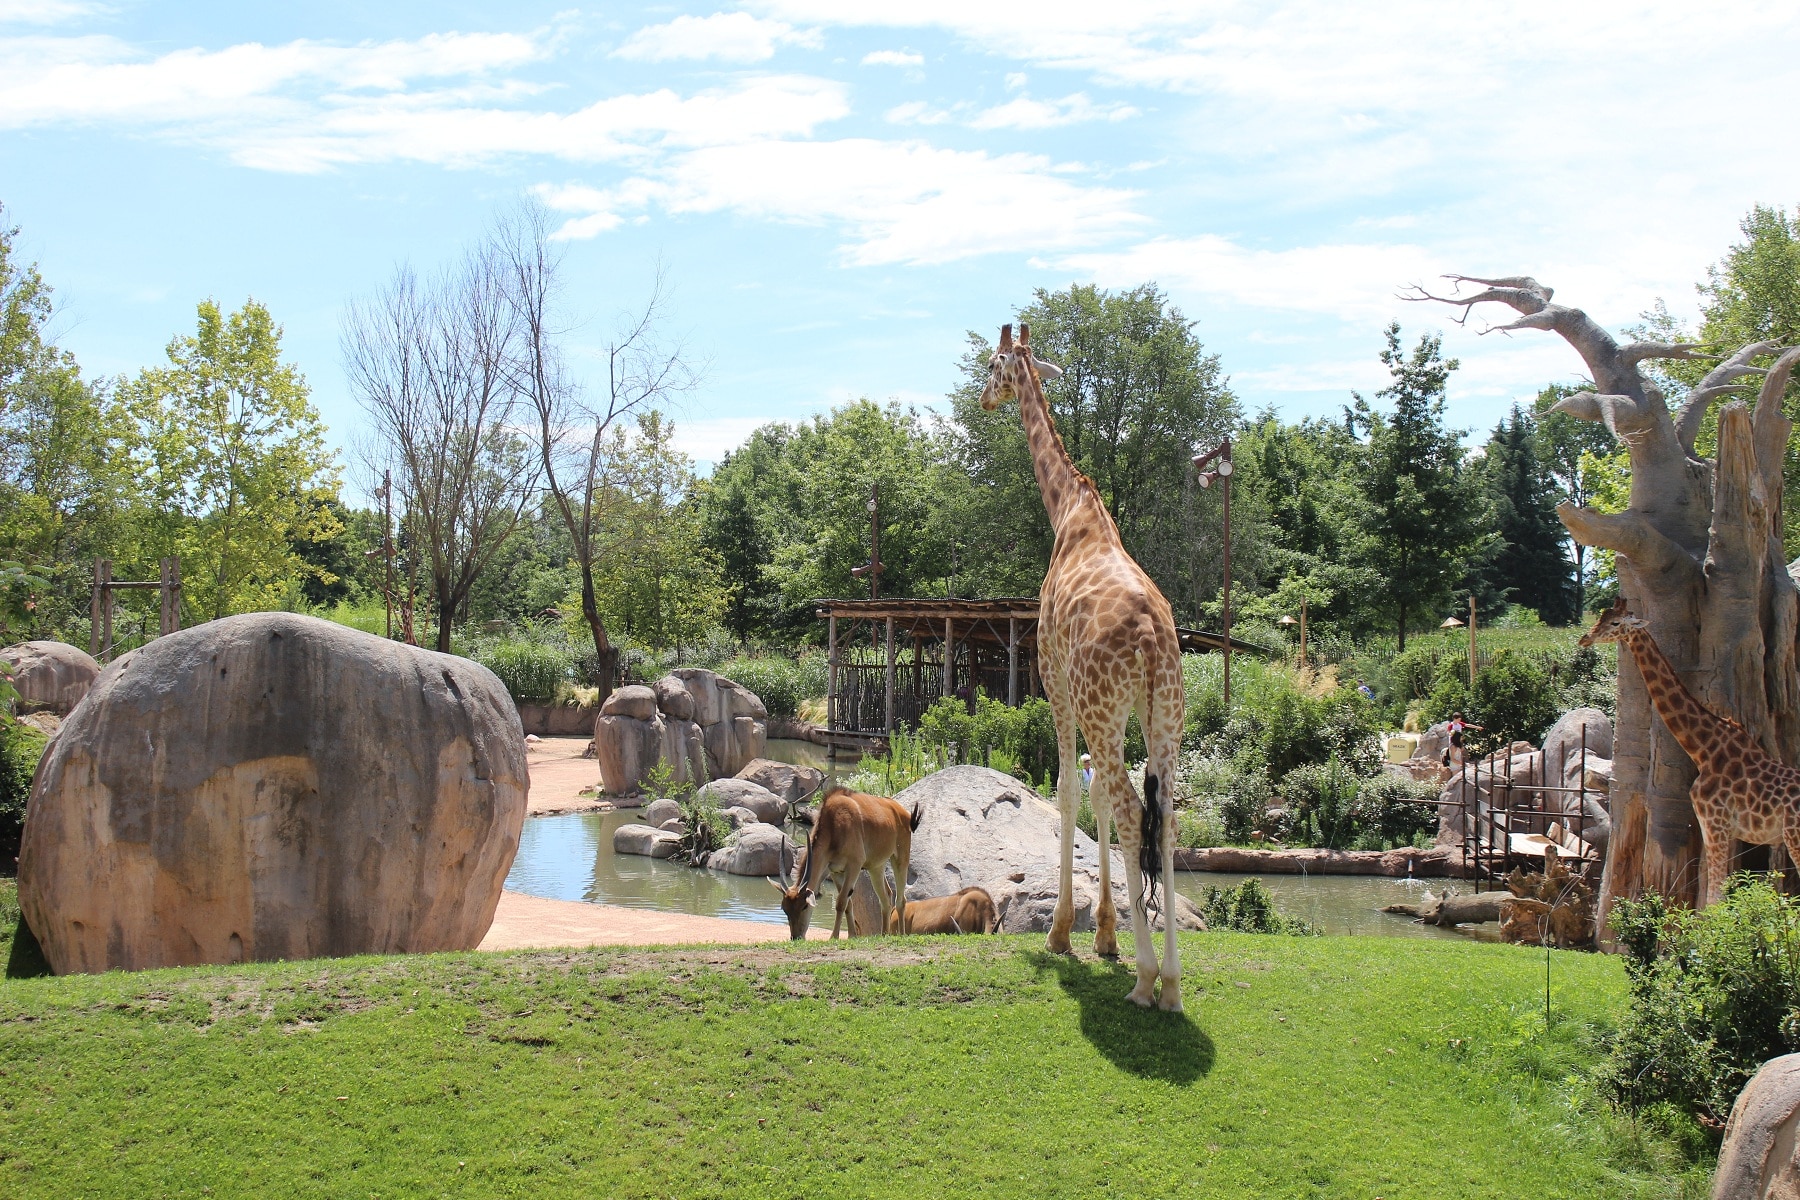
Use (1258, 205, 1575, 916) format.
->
(613, 13, 819, 63)
(969, 92, 1135, 131)
(0, 0, 104, 23)
(884, 99, 958, 125)
(861, 49, 921, 67)
(671, 416, 776, 464)
(539, 138, 1146, 266)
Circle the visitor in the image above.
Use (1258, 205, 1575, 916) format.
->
(1080, 752, 1093, 792)
(1444, 710, 1482, 769)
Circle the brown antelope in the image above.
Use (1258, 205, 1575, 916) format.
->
(771, 786, 919, 941)
(885, 886, 999, 935)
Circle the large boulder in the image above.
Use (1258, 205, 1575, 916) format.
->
(697, 777, 788, 825)
(736, 757, 824, 806)
(705, 822, 795, 877)
(671, 668, 767, 778)
(1542, 707, 1613, 775)
(895, 766, 1203, 934)
(654, 676, 695, 721)
(17, 613, 526, 975)
(1713, 1053, 1800, 1199)
(2, 640, 100, 715)
(642, 797, 683, 828)
(593, 706, 707, 795)
(613, 823, 681, 859)
(601, 684, 659, 721)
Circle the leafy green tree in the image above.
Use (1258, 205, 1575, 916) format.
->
(947, 283, 1240, 619)
(1350, 323, 1485, 648)
(1469, 405, 1577, 624)
(123, 300, 342, 621)
(588, 412, 729, 650)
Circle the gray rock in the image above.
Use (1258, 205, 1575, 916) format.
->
(643, 797, 683, 828)
(671, 668, 767, 776)
(613, 823, 681, 859)
(658, 818, 685, 834)
(594, 710, 665, 795)
(894, 766, 1202, 934)
(654, 676, 695, 721)
(697, 777, 788, 825)
(1713, 1052, 1800, 1199)
(601, 684, 659, 721)
(706, 821, 795, 877)
(736, 757, 824, 805)
(17, 613, 526, 975)
(723, 805, 761, 831)
(1, 640, 100, 715)
(1543, 707, 1614, 772)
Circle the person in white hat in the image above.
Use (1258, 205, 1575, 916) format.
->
(1079, 752, 1093, 792)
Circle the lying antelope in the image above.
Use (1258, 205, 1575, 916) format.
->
(771, 785, 919, 941)
(885, 886, 999, 935)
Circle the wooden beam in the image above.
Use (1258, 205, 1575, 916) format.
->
(884, 616, 896, 734)
(1007, 616, 1018, 706)
(827, 614, 839, 733)
(942, 616, 953, 699)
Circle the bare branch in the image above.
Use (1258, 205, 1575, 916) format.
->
(1617, 341, 1718, 368)
(1671, 339, 1785, 456)
(1557, 500, 1699, 587)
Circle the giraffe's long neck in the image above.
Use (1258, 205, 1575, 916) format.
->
(1624, 628, 1727, 771)
(1017, 368, 1105, 541)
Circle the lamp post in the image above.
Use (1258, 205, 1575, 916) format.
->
(1193, 437, 1234, 708)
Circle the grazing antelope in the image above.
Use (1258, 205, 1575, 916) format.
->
(771, 786, 919, 941)
(885, 886, 999, 935)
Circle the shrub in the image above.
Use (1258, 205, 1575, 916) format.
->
(1348, 775, 1440, 850)
(1215, 763, 1273, 843)
(1599, 876, 1800, 1130)
(1426, 648, 1561, 750)
(1200, 878, 1316, 935)
(476, 641, 571, 703)
(0, 719, 47, 861)
(1275, 757, 1360, 850)
(916, 692, 1059, 788)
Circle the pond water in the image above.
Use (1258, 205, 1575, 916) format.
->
(505, 809, 1468, 938)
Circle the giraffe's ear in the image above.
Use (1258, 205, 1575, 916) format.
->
(1033, 355, 1063, 380)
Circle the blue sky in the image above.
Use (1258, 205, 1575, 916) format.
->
(4, 1, 1797, 491)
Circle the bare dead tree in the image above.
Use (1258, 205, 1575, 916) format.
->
(495, 202, 697, 700)
(344, 245, 541, 653)
(1408, 274, 1798, 933)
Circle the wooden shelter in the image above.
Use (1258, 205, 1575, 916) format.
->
(815, 596, 1262, 737)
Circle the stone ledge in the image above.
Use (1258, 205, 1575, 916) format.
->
(1172, 845, 1468, 877)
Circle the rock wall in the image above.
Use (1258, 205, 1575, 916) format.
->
(18, 612, 528, 975)
(594, 669, 768, 795)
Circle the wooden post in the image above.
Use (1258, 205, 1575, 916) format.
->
(827, 614, 839, 733)
(98, 559, 113, 662)
(1468, 594, 1478, 688)
(911, 628, 923, 718)
(1007, 617, 1019, 706)
(1299, 596, 1308, 669)
(943, 617, 954, 699)
(169, 557, 181, 633)
(884, 617, 896, 734)
(90, 559, 104, 657)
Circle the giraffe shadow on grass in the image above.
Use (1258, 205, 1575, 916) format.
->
(1023, 950, 1213, 1084)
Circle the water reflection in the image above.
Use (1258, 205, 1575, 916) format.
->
(1172, 871, 1465, 940)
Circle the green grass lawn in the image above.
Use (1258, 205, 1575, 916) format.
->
(0, 880, 1706, 1199)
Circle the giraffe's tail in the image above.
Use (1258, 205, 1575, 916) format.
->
(1136, 643, 1165, 915)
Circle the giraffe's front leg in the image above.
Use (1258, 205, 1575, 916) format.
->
(1048, 731, 1080, 956)
(1693, 784, 1733, 910)
(1093, 788, 1118, 960)
(1121, 855, 1158, 1007)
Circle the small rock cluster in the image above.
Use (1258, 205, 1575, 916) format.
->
(0, 640, 99, 715)
(610, 757, 823, 877)
(593, 668, 768, 795)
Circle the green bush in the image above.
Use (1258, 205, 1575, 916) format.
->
(1600, 876, 1800, 1130)
(721, 653, 829, 718)
(1275, 757, 1360, 850)
(475, 641, 572, 703)
(916, 692, 1059, 788)
(0, 720, 48, 859)
(1426, 648, 1561, 750)
(1200, 878, 1316, 935)
(1348, 775, 1440, 850)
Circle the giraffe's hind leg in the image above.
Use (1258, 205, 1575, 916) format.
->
(1692, 778, 1733, 909)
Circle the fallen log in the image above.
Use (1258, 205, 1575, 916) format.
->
(1175, 845, 1467, 877)
(1381, 889, 1506, 927)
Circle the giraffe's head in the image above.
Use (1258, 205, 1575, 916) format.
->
(979, 322, 1063, 410)
(1578, 597, 1649, 647)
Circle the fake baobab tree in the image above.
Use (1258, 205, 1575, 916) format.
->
(1410, 276, 1800, 929)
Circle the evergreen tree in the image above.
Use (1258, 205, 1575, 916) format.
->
(1470, 405, 1577, 624)
(1350, 323, 1485, 648)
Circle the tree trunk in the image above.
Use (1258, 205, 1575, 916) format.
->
(1417, 277, 1800, 939)
(580, 568, 617, 703)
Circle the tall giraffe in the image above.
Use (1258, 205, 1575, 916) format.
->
(1581, 598, 1800, 907)
(979, 322, 1185, 1011)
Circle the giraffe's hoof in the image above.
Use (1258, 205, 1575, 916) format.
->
(1127, 982, 1157, 1008)
(1158, 978, 1183, 1013)
(1046, 931, 1073, 956)
(1094, 933, 1120, 960)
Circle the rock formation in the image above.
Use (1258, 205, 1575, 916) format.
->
(704, 823, 795, 877)
(1713, 1053, 1800, 1200)
(892, 766, 1204, 934)
(593, 669, 767, 795)
(18, 613, 527, 975)
(612, 823, 681, 859)
(1, 640, 100, 715)
(734, 757, 824, 807)
(1431, 711, 1615, 858)
(696, 778, 788, 826)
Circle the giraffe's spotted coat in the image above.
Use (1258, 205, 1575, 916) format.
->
(1581, 598, 1800, 908)
(979, 322, 1188, 1012)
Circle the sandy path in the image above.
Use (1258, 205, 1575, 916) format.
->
(525, 735, 613, 816)
(480, 890, 824, 950)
